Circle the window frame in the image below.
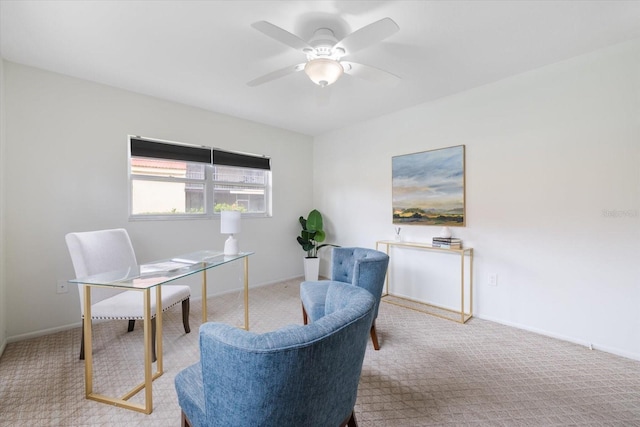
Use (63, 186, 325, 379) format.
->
(128, 136, 272, 221)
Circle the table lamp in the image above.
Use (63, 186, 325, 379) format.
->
(221, 210, 241, 256)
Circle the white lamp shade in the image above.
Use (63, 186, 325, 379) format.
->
(221, 210, 241, 234)
(304, 58, 344, 87)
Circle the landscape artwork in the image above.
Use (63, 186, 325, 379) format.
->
(392, 145, 465, 226)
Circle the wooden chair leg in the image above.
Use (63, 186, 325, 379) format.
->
(348, 411, 358, 427)
(79, 318, 158, 362)
(182, 298, 191, 333)
(340, 410, 358, 427)
(127, 319, 135, 332)
(302, 303, 308, 325)
(79, 324, 85, 360)
(370, 322, 380, 350)
(181, 410, 192, 427)
(151, 317, 157, 363)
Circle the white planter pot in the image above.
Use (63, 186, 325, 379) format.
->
(303, 257, 320, 281)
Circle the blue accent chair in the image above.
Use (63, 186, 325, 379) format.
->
(301, 247, 389, 350)
(174, 282, 376, 427)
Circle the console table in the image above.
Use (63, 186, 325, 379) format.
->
(376, 240, 473, 324)
(69, 250, 252, 414)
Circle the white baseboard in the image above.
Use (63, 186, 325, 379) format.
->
(475, 313, 640, 362)
(7, 322, 81, 344)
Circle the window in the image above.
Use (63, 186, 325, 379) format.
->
(211, 148, 271, 215)
(129, 136, 271, 219)
(213, 166, 269, 213)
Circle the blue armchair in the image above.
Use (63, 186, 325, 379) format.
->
(174, 282, 376, 427)
(301, 247, 389, 350)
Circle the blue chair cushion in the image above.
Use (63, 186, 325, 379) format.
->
(174, 363, 206, 427)
(300, 280, 332, 321)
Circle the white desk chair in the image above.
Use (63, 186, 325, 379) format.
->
(65, 228, 191, 361)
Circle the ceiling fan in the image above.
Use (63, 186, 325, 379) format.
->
(247, 17, 400, 88)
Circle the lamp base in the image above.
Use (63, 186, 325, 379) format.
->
(224, 235, 239, 256)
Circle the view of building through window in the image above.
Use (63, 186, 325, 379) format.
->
(212, 165, 266, 213)
(130, 156, 270, 218)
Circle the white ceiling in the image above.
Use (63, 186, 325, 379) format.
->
(2, 1, 640, 136)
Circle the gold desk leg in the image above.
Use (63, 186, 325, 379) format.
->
(155, 286, 163, 375)
(244, 257, 249, 331)
(142, 288, 153, 414)
(83, 285, 93, 398)
(202, 264, 208, 324)
(83, 285, 161, 414)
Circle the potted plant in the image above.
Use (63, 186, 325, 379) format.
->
(297, 209, 337, 281)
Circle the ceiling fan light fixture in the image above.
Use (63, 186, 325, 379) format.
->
(304, 58, 344, 87)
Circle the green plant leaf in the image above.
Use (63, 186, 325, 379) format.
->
(314, 230, 326, 242)
(301, 230, 315, 241)
(306, 209, 323, 232)
(297, 237, 314, 253)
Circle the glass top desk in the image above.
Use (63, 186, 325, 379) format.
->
(69, 250, 253, 414)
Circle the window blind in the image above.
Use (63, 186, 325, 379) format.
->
(130, 138, 211, 164)
(131, 138, 270, 170)
(213, 149, 271, 170)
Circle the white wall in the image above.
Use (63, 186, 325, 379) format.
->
(314, 39, 640, 360)
(3, 61, 313, 340)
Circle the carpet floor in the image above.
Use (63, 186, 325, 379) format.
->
(1, 278, 639, 426)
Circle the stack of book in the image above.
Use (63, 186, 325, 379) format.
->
(432, 237, 462, 249)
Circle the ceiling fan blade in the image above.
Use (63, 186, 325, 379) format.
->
(247, 63, 305, 87)
(334, 18, 399, 55)
(342, 61, 400, 86)
(251, 21, 313, 52)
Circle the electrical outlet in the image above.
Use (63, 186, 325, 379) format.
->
(56, 280, 69, 294)
(488, 273, 498, 286)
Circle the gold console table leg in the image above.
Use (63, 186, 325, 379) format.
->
(376, 240, 473, 324)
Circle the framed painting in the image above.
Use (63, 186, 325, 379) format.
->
(392, 145, 465, 226)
